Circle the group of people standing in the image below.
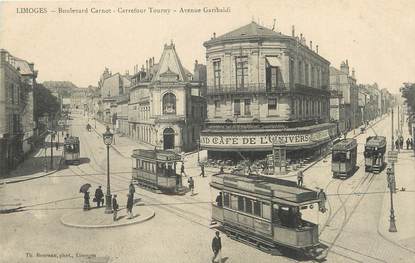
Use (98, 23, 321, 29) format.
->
(395, 136, 414, 150)
(82, 182, 136, 222)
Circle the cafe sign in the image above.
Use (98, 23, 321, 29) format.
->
(200, 129, 330, 148)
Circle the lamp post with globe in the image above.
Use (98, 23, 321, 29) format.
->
(103, 126, 114, 214)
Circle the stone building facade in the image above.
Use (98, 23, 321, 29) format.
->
(128, 43, 206, 152)
(0, 49, 37, 176)
(201, 22, 335, 161)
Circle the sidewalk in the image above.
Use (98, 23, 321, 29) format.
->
(377, 115, 415, 252)
(0, 135, 63, 213)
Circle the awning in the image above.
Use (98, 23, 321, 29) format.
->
(266, 57, 281, 67)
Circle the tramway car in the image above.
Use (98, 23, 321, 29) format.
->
(210, 173, 326, 258)
(63, 136, 80, 165)
(131, 149, 184, 193)
(331, 138, 357, 178)
(364, 136, 386, 173)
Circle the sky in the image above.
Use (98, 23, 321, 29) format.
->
(1, 0, 415, 94)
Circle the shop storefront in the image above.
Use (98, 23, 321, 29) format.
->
(201, 123, 337, 162)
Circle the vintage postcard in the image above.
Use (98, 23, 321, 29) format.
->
(1, 0, 415, 262)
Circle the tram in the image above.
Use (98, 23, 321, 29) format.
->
(63, 136, 80, 165)
(364, 136, 386, 173)
(331, 138, 358, 178)
(210, 173, 326, 258)
(131, 149, 184, 193)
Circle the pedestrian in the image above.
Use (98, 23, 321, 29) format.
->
(112, 194, 119, 221)
(317, 189, 327, 213)
(126, 193, 134, 219)
(181, 163, 187, 177)
(400, 137, 404, 149)
(188, 177, 194, 195)
(219, 166, 224, 173)
(406, 138, 411, 150)
(83, 191, 90, 211)
(94, 186, 104, 207)
(129, 181, 135, 197)
(410, 138, 414, 149)
(395, 139, 399, 150)
(211, 231, 222, 263)
(200, 164, 205, 177)
(55, 142, 59, 150)
(297, 170, 304, 188)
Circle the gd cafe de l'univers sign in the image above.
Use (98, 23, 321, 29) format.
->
(200, 130, 330, 147)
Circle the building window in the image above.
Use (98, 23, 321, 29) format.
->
(268, 98, 277, 116)
(244, 99, 251, 116)
(213, 60, 221, 88)
(214, 100, 220, 116)
(245, 198, 253, 214)
(237, 196, 244, 211)
(253, 200, 261, 216)
(234, 99, 241, 116)
(223, 192, 230, 207)
(235, 56, 248, 89)
(298, 60, 303, 84)
(305, 63, 309, 86)
(289, 58, 294, 88)
(162, 93, 176, 114)
(266, 57, 280, 91)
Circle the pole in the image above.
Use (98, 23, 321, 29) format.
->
(197, 140, 200, 163)
(105, 144, 112, 214)
(391, 108, 394, 151)
(50, 132, 53, 169)
(389, 164, 397, 232)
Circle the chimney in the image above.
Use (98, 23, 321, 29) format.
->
(352, 68, 356, 78)
(213, 32, 216, 39)
(310, 41, 313, 50)
(28, 62, 35, 72)
(146, 60, 149, 73)
(152, 57, 155, 65)
(141, 64, 144, 71)
(292, 25, 295, 37)
(316, 45, 319, 54)
(346, 59, 349, 66)
(195, 59, 198, 66)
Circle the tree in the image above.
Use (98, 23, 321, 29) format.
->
(34, 83, 60, 122)
(400, 83, 415, 114)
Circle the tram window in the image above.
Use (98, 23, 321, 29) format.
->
(253, 200, 261, 216)
(238, 196, 245, 212)
(262, 203, 271, 220)
(223, 193, 230, 207)
(230, 195, 238, 210)
(245, 198, 253, 214)
(332, 152, 346, 162)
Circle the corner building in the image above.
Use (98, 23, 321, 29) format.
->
(201, 22, 336, 161)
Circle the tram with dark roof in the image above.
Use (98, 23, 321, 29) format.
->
(63, 136, 80, 165)
(131, 149, 184, 193)
(364, 136, 386, 173)
(210, 173, 326, 258)
(331, 138, 358, 178)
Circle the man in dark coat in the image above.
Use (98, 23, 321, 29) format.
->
(129, 182, 135, 197)
(181, 163, 187, 177)
(200, 164, 205, 177)
(112, 194, 119, 221)
(94, 186, 104, 207)
(126, 193, 134, 219)
(211, 231, 222, 263)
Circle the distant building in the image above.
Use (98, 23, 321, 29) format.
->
(201, 22, 335, 161)
(0, 49, 37, 176)
(98, 68, 131, 124)
(329, 61, 359, 132)
(128, 43, 206, 151)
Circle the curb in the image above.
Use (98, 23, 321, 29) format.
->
(60, 210, 155, 229)
(2, 155, 64, 185)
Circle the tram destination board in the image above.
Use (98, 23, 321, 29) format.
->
(387, 151, 398, 163)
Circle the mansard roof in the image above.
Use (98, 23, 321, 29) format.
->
(153, 43, 190, 82)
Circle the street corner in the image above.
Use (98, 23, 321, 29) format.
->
(60, 206, 155, 229)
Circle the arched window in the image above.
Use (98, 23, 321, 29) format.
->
(163, 93, 176, 114)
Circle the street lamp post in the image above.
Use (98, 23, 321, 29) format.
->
(103, 126, 114, 214)
(50, 131, 54, 169)
(387, 167, 397, 232)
